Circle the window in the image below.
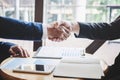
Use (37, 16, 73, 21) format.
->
(86, 0, 120, 22)
(0, 0, 35, 21)
(44, 0, 91, 48)
(0, 0, 35, 53)
(43, 0, 120, 48)
(44, 0, 86, 23)
(44, 0, 120, 23)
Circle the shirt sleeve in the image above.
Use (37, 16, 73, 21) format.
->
(42, 24, 47, 40)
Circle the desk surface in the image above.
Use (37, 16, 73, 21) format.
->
(0, 58, 87, 80)
(0, 56, 108, 80)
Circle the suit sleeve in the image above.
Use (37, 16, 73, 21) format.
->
(0, 42, 15, 63)
(75, 17, 120, 40)
(0, 16, 43, 41)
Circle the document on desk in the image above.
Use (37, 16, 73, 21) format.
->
(33, 46, 85, 59)
(53, 56, 104, 79)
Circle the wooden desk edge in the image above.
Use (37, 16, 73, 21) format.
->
(0, 58, 25, 80)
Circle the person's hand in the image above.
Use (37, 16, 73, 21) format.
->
(9, 45, 30, 57)
(47, 21, 71, 42)
(58, 21, 80, 34)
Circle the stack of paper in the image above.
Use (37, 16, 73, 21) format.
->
(33, 46, 85, 59)
(53, 56, 104, 79)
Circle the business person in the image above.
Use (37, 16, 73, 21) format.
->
(56, 16, 120, 80)
(0, 16, 70, 80)
(0, 16, 71, 62)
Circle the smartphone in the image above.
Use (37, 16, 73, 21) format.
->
(13, 64, 55, 74)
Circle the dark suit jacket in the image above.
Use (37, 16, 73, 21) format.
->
(0, 16, 43, 40)
(0, 16, 43, 63)
(76, 16, 120, 40)
(0, 42, 15, 63)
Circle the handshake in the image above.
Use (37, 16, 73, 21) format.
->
(9, 21, 80, 58)
(47, 21, 79, 42)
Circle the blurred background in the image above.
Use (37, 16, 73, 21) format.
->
(0, 0, 120, 65)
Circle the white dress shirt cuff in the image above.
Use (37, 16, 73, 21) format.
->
(42, 24, 48, 40)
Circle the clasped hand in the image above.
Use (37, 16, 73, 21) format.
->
(47, 21, 73, 42)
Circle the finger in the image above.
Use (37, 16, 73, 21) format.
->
(60, 34, 67, 41)
(59, 26, 71, 39)
(61, 34, 68, 40)
(48, 27, 63, 38)
(53, 38, 61, 42)
(48, 37, 63, 42)
(63, 32, 70, 39)
(54, 22, 59, 28)
(59, 21, 72, 30)
(51, 33, 67, 42)
(48, 37, 57, 41)
(55, 38, 63, 42)
(10, 46, 22, 57)
(9, 49, 18, 57)
(25, 50, 30, 57)
(24, 49, 30, 57)
(12, 53, 21, 57)
(17, 47, 24, 57)
(57, 24, 71, 38)
(61, 26, 71, 34)
(14, 46, 25, 57)
(21, 48, 28, 57)
(19, 47, 30, 57)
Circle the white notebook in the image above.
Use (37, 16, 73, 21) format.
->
(53, 56, 104, 79)
(33, 46, 85, 59)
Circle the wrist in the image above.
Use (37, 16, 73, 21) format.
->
(71, 22, 80, 35)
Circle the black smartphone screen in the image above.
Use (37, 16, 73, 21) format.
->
(35, 64, 44, 71)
